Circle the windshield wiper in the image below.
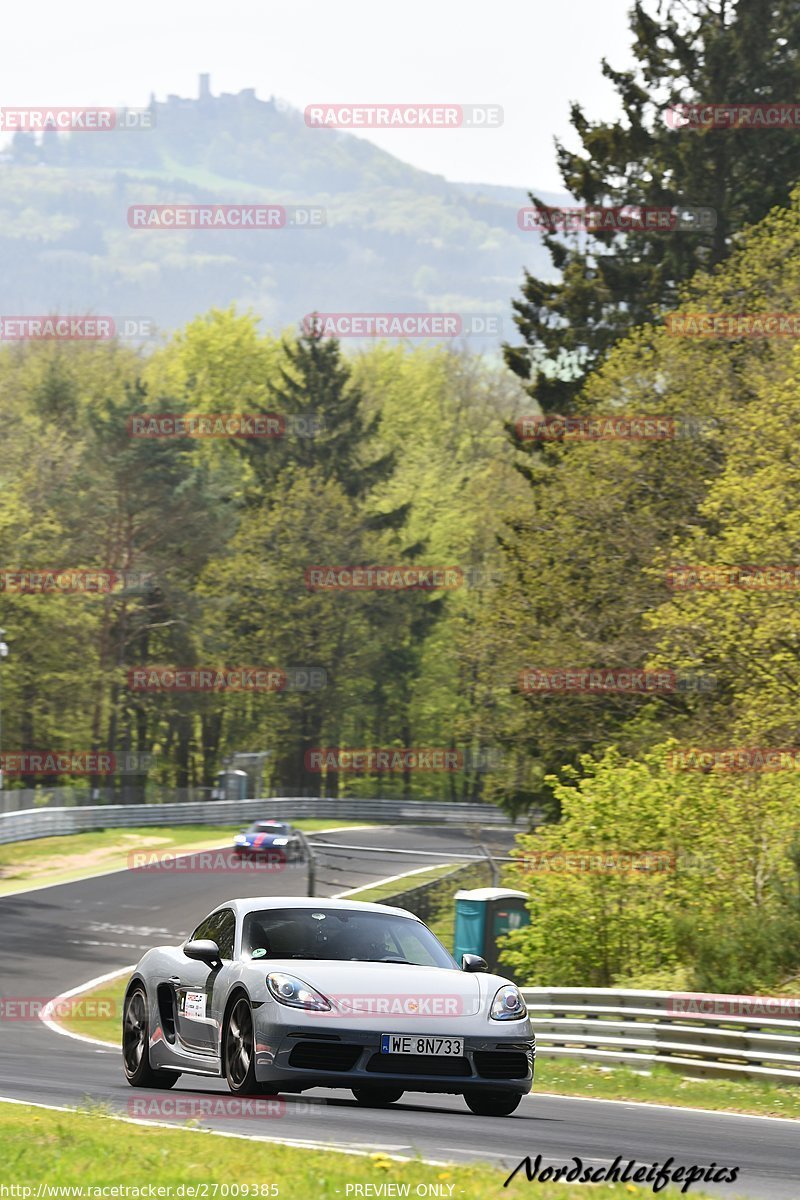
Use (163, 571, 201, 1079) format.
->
(348, 957, 414, 964)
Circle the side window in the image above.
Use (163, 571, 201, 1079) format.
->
(190, 909, 235, 959)
(191, 914, 218, 942)
(215, 909, 236, 960)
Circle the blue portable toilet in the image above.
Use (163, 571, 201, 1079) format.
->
(453, 887, 530, 977)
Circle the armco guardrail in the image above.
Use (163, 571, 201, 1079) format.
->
(0, 786, 215, 814)
(0, 796, 510, 845)
(522, 987, 800, 1082)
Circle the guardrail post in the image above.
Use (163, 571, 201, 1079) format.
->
(479, 840, 500, 886)
(297, 830, 316, 896)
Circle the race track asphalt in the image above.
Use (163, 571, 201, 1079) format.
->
(0, 823, 797, 1198)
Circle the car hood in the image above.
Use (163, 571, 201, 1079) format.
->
(258, 959, 512, 1019)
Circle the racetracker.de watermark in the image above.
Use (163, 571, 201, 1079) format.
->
(666, 747, 800, 771)
(128, 205, 325, 229)
(305, 565, 464, 591)
(517, 205, 716, 232)
(518, 668, 716, 694)
(518, 851, 675, 873)
(127, 666, 301, 693)
(514, 414, 717, 442)
(307, 993, 466, 1019)
(667, 993, 800, 1018)
(0, 751, 156, 776)
(0, 317, 155, 341)
(128, 850, 287, 873)
(303, 313, 501, 338)
(128, 666, 326, 692)
(306, 747, 467, 772)
(665, 312, 800, 337)
(0, 569, 157, 595)
(666, 102, 800, 130)
(0, 996, 115, 1020)
(128, 1096, 326, 1120)
(128, 413, 325, 439)
(0, 107, 153, 131)
(666, 564, 800, 590)
(304, 103, 502, 128)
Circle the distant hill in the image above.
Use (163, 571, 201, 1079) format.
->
(0, 78, 558, 347)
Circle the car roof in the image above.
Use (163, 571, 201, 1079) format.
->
(209, 896, 422, 921)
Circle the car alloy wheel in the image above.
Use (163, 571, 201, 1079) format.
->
(224, 994, 278, 1095)
(122, 984, 179, 1088)
(123, 988, 146, 1073)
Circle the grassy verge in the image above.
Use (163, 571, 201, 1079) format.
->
(0, 820, 375, 896)
(343, 863, 459, 902)
(0, 1102, 714, 1199)
(535, 1056, 800, 1119)
(59, 973, 131, 1044)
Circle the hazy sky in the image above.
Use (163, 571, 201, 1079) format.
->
(1, 0, 635, 190)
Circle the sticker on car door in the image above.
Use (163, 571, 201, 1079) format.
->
(182, 990, 207, 1020)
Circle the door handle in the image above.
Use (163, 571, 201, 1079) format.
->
(169, 976, 181, 984)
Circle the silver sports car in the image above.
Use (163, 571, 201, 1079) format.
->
(123, 896, 534, 1116)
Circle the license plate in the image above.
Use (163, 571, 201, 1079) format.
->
(380, 1033, 464, 1056)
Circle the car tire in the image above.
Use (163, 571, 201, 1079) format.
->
(351, 1087, 404, 1107)
(463, 1091, 521, 1117)
(224, 995, 276, 1095)
(123, 984, 180, 1088)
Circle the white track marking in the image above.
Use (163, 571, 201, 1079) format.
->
(526, 1089, 800, 1124)
(39, 966, 133, 1049)
(333, 862, 451, 897)
(313, 825, 377, 834)
(0, 1095, 451, 1164)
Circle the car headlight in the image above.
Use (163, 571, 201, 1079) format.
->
(271, 837, 288, 846)
(490, 984, 527, 1021)
(234, 835, 248, 846)
(267, 972, 331, 1011)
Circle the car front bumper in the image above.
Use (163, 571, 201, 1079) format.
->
(252, 1021, 535, 1094)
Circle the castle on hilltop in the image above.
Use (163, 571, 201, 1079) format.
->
(149, 75, 276, 112)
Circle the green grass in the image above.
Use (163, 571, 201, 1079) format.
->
(60, 973, 132, 1044)
(344, 862, 460, 903)
(0, 1102, 715, 1199)
(60, 977, 800, 1120)
(0, 820, 375, 896)
(536, 1056, 800, 1119)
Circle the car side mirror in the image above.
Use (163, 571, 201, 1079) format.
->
(461, 953, 488, 973)
(184, 939, 221, 965)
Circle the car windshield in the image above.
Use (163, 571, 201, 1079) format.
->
(242, 907, 457, 969)
(249, 822, 290, 834)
